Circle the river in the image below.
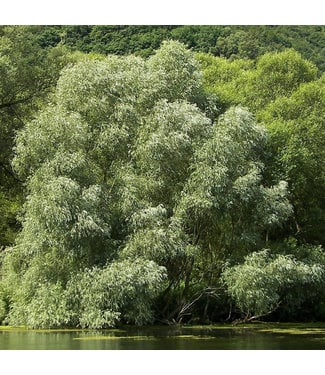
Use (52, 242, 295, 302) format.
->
(1, 323, 325, 349)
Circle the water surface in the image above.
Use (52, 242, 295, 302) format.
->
(1, 323, 324, 350)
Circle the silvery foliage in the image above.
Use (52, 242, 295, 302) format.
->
(68, 259, 167, 328)
(2, 41, 294, 327)
(134, 99, 211, 207)
(222, 248, 325, 318)
(121, 205, 194, 265)
(176, 107, 292, 253)
(3, 41, 208, 327)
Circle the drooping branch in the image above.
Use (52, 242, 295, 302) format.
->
(233, 301, 281, 325)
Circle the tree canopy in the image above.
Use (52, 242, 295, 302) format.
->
(0, 28, 324, 326)
(36, 25, 325, 73)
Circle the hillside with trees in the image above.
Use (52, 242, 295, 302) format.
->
(36, 25, 325, 72)
(0, 26, 324, 327)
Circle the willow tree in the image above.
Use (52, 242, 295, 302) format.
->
(0, 41, 209, 327)
(0, 41, 293, 327)
(222, 247, 325, 322)
(172, 107, 292, 313)
(199, 49, 324, 247)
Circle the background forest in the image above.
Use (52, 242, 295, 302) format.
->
(0, 25, 324, 328)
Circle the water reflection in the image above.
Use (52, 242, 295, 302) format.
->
(0, 325, 324, 350)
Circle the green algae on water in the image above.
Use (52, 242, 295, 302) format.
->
(258, 328, 325, 335)
(74, 335, 158, 341)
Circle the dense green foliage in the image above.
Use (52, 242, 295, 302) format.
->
(223, 247, 325, 321)
(36, 25, 325, 72)
(197, 50, 325, 245)
(0, 26, 324, 327)
(0, 26, 83, 249)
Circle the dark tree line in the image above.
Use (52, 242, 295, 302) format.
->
(35, 25, 325, 72)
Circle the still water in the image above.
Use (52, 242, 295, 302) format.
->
(1, 324, 325, 350)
